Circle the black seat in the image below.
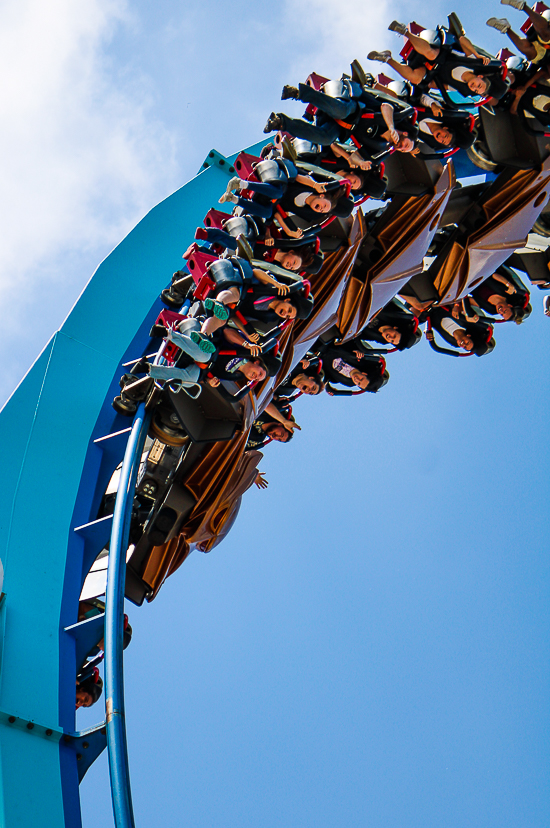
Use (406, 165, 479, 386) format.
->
(168, 384, 243, 444)
(478, 107, 549, 170)
(384, 154, 445, 196)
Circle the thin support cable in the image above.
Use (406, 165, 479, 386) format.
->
(104, 402, 150, 828)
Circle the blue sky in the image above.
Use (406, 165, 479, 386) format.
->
(1, 2, 548, 826)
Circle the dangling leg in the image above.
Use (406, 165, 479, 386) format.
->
(282, 83, 358, 121)
(400, 29, 440, 62)
(221, 175, 285, 200)
(168, 319, 216, 359)
(218, 192, 275, 220)
(506, 27, 537, 58)
(487, 16, 537, 58)
(521, 3, 550, 40)
(367, 50, 427, 85)
(195, 226, 238, 250)
(263, 112, 342, 145)
(201, 286, 240, 335)
(238, 180, 286, 199)
(148, 362, 202, 385)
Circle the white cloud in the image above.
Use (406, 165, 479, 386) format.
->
(0, 0, 178, 302)
(281, 0, 409, 83)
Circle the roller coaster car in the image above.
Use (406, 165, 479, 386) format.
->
(124, 429, 210, 605)
(127, 221, 372, 594)
(125, 475, 198, 605)
(125, 307, 248, 444)
(254, 210, 368, 409)
(403, 162, 550, 305)
(335, 161, 455, 338)
(125, 425, 263, 604)
(316, 215, 357, 253)
(468, 108, 550, 172)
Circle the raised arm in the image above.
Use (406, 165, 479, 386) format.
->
(294, 173, 327, 193)
(223, 325, 262, 355)
(264, 402, 301, 431)
(330, 142, 372, 170)
(381, 102, 398, 144)
(458, 35, 490, 64)
(492, 272, 517, 293)
(425, 328, 462, 357)
(252, 267, 291, 295)
(273, 209, 304, 239)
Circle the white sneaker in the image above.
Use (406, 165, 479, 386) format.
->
(218, 191, 237, 205)
(487, 16, 511, 33)
(367, 50, 392, 63)
(225, 175, 242, 193)
(501, 0, 526, 10)
(388, 20, 408, 36)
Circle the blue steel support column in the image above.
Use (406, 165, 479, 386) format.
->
(104, 403, 150, 828)
(0, 138, 268, 827)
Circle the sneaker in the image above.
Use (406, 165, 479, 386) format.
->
(367, 50, 392, 63)
(225, 175, 242, 193)
(388, 20, 408, 35)
(218, 191, 237, 204)
(263, 112, 284, 133)
(281, 85, 299, 101)
(204, 298, 230, 321)
(544, 295, 550, 317)
(194, 227, 208, 241)
(367, 49, 391, 63)
(486, 16, 511, 32)
(190, 331, 217, 354)
(501, 0, 525, 9)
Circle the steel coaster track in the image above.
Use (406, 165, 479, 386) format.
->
(104, 403, 150, 828)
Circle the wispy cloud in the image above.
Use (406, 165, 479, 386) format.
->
(281, 0, 409, 82)
(0, 0, 178, 303)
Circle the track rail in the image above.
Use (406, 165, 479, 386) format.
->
(104, 403, 151, 828)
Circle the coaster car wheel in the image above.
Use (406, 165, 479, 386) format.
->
(160, 288, 184, 309)
(466, 140, 499, 172)
(119, 372, 133, 388)
(150, 408, 189, 447)
(113, 375, 154, 415)
(532, 213, 550, 237)
(160, 272, 195, 308)
(113, 395, 138, 416)
(145, 384, 162, 412)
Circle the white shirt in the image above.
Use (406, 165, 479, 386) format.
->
(294, 192, 310, 208)
(440, 318, 463, 337)
(451, 65, 470, 82)
(419, 118, 439, 135)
